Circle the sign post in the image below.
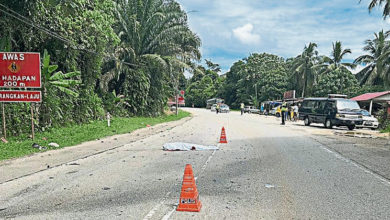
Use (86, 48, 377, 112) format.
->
(31, 103, 34, 140)
(2, 103, 5, 139)
(0, 52, 41, 140)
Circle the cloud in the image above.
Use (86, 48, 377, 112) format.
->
(232, 23, 261, 45)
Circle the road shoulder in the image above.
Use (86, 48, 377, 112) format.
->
(0, 115, 192, 184)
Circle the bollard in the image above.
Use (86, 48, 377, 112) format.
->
(107, 112, 111, 127)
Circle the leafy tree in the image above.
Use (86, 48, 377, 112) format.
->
(222, 60, 246, 108)
(205, 59, 221, 73)
(185, 62, 222, 107)
(222, 53, 287, 107)
(314, 68, 359, 97)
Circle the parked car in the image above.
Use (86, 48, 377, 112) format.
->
(356, 110, 379, 130)
(249, 108, 260, 114)
(220, 104, 230, 113)
(244, 106, 260, 114)
(243, 106, 252, 113)
(299, 98, 363, 130)
(270, 106, 281, 117)
(211, 104, 217, 112)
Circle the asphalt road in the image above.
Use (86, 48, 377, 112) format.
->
(1, 108, 390, 219)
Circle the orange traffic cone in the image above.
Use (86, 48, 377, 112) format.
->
(176, 164, 202, 212)
(219, 127, 228, 143)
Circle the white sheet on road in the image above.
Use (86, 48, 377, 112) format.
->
(163, 142, 219, 151)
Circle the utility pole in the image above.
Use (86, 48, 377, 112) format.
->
(176, 84, 179, 116)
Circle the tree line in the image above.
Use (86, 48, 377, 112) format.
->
(186, 0, 390, 109)
(0, 0, 201, 136)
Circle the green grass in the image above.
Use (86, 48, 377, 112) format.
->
(381, 127, 390, 133)
(0, 110, 191, 161)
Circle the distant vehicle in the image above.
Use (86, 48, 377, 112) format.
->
(299, 98, 363, 130)
(211, 104, 217, 112)
(220, 104, 230, 113)
(356, 110, 379, 130)
(206, 98, 224, 109)
(270, 106, 281, 117)
(243, 106, 260, 114)
(250, 107, 261, 114)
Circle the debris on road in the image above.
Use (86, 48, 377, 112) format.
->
(163, 142, 218, 151)
(1, 137, 8, 143)
(32, 143, 47, 150)
(48, 142, 60, 147)
(68, 162, 80, 166)
(265, 184, 275, 188)
(334, 131, 377, 139)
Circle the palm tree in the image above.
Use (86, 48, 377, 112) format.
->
(354, 30, 390, 86)
(292, 43, 320, 97)
(361, 0, 390, 19)
(99, 0, 201, 115)
(101, 0, 200, 90)
(323, 41, 355, 71)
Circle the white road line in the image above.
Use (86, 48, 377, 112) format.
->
(196, 149, 217, 181)
(318, 144, 390, 187)
(143, 191, 171, 220)
(160, 148, 218, 220)
(161, 205, 177, 220)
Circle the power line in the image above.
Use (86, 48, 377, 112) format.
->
(0, 3, 137, 67)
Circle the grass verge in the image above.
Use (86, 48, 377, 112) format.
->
(381, 127, 390, 133)
(0, 110, 190, 161)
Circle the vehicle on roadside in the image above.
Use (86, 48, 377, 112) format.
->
(249, 108, 260, 114)
(244, 106, 260, 114)
(270, 106, 281, 117)
(243, 106, 252, 113)
(211, 104, 217, 112)
(220, 104, 230, 113)
(356, 110, 379, 130)
(206, 98, 224, 109)
(299, 98, 363, 130)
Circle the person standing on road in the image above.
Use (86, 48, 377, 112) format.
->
(260, 104, 264, 114)
(281, 101, 287, 125)
(240, 103, 245, 115)
(293, 104, 299, 121)
(216, 103, 220, 114)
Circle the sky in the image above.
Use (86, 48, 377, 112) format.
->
(176, 0, 389, 74)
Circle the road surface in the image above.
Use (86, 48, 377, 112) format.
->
(1, 108, 390, 219)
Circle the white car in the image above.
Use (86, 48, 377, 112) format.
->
(220, 104, 230, 113)
(356, 110, 379, 130)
